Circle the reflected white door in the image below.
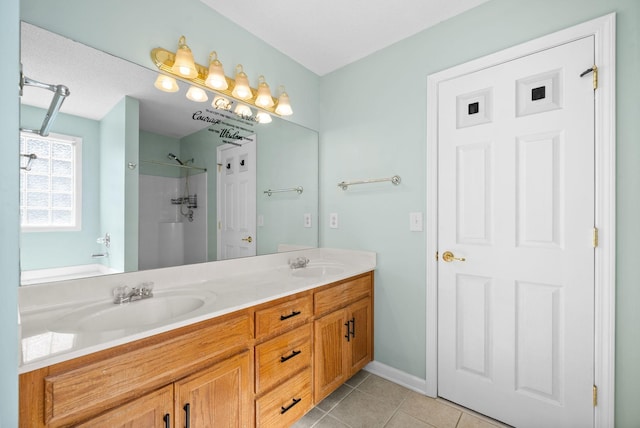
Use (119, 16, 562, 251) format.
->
(437, 37, 595, 427)
(217, 136, 257, 260)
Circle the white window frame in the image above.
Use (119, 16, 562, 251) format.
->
(20, 131, 82, 232)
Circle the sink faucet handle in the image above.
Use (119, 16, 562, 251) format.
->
(112, 285, 130, 304)
(140, 282, 154, 297)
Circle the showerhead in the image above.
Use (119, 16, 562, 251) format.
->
(167, 153, 184, 165)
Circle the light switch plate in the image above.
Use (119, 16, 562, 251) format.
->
(329, 213, 339, 229)
(409, 212, 423, 232)
(304, 213, 312, 228)
(257, 214, 264, 227)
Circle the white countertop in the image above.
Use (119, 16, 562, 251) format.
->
(18, 248, 376, 374)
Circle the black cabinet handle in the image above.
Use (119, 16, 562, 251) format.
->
(349, 318, 356, 338)
(344, 321, 351, 342)
(280, 397, 302, 414)
(280, 310, 301, 321)
(184, 403, 190, 428)
(163, 413, 171, 428)
(280, 349, 302, 363)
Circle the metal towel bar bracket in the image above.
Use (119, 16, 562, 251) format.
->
(338, 175, 401, 190)
(264, 186, 303, 196)
(19, 72, 70, 137)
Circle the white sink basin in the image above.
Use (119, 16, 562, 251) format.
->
(291, 265, 345, 278)
(49, 290, 215, 333)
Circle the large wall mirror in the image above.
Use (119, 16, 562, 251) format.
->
(19, 22, 318, 285)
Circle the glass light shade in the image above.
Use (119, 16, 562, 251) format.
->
(275, 89, 293, 116)
(154, 74, 179, 92)
(256, 111, 272, 124)
(204, 51, 228, 90)
(212, 96, 231, 110)
(231, 65, 252, 100)
(255, 75, 275, 108)
(171, 36, 198, 79)
(186, 85, 208, 102)
(234, 103, 253, 117)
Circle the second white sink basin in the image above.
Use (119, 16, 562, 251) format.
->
(49, 290, 215, 333)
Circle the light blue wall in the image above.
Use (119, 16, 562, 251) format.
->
(319, 0, 640, 426)
(0, 0, 19, 424)
(139, 130, 182, 178)
(20, 106, 101, 270)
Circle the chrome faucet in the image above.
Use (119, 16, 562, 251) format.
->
(113, 282, 154, 304)
(288, 257, 310, 269)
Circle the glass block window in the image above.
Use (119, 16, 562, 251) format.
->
(20, 132, 82, 231)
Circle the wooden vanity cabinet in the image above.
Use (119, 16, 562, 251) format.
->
(313, 272, 373, 403)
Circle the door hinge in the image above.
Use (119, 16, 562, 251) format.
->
(592, 227, 599, 248)
(593, 385, 598, 407)
(580, 65, 598, 90)
(435, 251, 439, 261)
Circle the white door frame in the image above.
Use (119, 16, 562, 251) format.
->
(425, 13, 616, 427)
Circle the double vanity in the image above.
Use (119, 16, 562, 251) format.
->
(18, 248, 375, 427)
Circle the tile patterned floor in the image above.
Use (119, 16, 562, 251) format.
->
(293, 371, 512, 428)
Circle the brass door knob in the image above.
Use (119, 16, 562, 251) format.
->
(241, 236, 253, 243)
(442, 251, 465, 262)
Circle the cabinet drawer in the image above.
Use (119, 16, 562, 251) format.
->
(42, 313, 251, 426)
(255, 323, 312, 394)
(256, 367, 312, 428)
(314, 273, 372, 316)
(255, 294, 312, 339)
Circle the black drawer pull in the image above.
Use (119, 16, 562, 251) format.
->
(280, 349, 302, 363)
(163, 413, 171, 428)
(345, 321, 351, 342)
(280, 310, 301, 321)
(280, 397, 302, 414)
(184, 403, 190, 428)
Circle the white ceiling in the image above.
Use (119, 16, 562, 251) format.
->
(199, 0, 490, 75)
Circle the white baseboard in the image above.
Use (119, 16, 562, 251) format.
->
(364, 360, 431, 396)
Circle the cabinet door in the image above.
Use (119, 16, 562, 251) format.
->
(175, 351, 253, 428)
(75, 384, 173, 428)
(314, 309, 349, 403)
(347, 297, 372, 374)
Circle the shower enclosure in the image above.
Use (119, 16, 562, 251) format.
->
(138, 153, 208, 270)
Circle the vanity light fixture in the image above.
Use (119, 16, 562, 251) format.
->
(170, 36, 198, 78)
(275, 86, 293, 116)
(204, 51, 228, 90)
(150, 38, 293, 117)
(231, 65, 252, 100)
(255, 75, 275, 108)
(154, 74, 179, 92)
(186, 85, 208, 102)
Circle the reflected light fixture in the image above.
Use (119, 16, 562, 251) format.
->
(186, 85, 208, 102)
(154, 74, 179, 92)
(275, 86, 293, 116)
(171, 35, 198, 78)
(234, 103, 253, 118)
(204, 51, 228, 90)
(231, 65, 252, 100)
(256, 111, 272, 124)
(255, 75, 275, 108)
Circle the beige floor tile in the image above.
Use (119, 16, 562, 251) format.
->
(456, 413, 502, 428)
(435, 399, 512, 428)
(356, 374, 410, 407)
(345, 369, 371, 387)
(316, 383, 354, 412)
(384, 411, 437, 428)
(329, 389, 399, 428)
(314, 414, 351, 428)
(399, 391, 461, 428)
(291, 407, 326, 428)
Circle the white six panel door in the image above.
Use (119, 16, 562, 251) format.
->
(217, 137, 257, 260)
(437, 37, 595, 427)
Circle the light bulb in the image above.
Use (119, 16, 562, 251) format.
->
(186, 85, 208, 102)
(275, 86, 293, 116)
(255, 75, 275, 108)
(171, 35, 198, 79)
(205, 51, 228, 90)
(154, 74, 179, 92)
(232, 65, 252, 100)
(256, 112, 272, 124)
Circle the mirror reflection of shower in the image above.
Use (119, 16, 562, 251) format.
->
(167, 153, 197, 222)
(138, 151, 208, 271)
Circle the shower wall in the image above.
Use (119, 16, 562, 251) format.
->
(138, 172, 207, 270)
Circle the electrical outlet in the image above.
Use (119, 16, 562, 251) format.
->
(329, 213, 339, 229)
(304, 213, 312, 228)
